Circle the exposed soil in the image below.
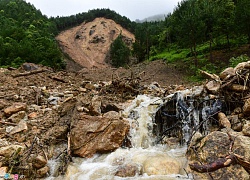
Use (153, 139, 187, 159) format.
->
(77, 60, 191, 87)
(55, 17, 193, 87)
(56, 17, 134, 69)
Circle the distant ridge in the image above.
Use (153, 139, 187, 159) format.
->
(136, 13, 167, 23)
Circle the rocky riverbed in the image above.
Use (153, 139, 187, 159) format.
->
(1, 61, 250, 179)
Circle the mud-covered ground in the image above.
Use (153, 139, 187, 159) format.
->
(0, 61, 191, 178)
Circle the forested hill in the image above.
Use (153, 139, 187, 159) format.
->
(51, 8, 136, 34)
(0, 0, 65, 69)
(1, 0, 250, 76)
(0, 0, 136, 69)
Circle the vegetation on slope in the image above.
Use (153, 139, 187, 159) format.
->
(1, 0, 250, 78)
(0, 0, 65, 69)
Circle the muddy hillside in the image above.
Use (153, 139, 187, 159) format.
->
(56, 17, 135, 70)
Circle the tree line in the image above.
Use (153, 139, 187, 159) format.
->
(133, 0, 250, 66)
(0, 0, 249, 71)
(0, 0, 64, 69)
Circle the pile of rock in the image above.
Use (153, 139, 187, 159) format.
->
(0, 63, 162, 179)
(187, 61, 250, 179)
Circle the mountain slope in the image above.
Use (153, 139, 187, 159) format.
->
(56, 17, 135, 69)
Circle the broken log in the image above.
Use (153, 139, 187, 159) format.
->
(189, 154, 236, 173)
(200, 70, 221, 82)
(221, 69, 249, 89)
(48, 75, 67, 83)
(0, 121, 17, 126)
(12, 69, 47, 78)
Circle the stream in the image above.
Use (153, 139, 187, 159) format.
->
(47, 94, 194, 180)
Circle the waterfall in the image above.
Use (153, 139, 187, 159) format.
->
(123, 95, 162, 148)
(46, 94, 193, 180)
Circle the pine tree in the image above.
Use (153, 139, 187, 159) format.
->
(110, 35, 130, 67)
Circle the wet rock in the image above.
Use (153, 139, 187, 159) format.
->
(0, 145, 24, 157)
(163, 137, 180, 149)
(10, 120, 28, 135)
(242, 121, 250, 136)
(65, 164, 80, 179)
(218, 112, 231, 128)
(36, 165, 49, 178)
(115, 163, 141, 177)
(142, 154, 181, 175)
(32, 155, 47, 169)
(205, 80, 220, 94)
(228, 115, 242, 131)
(242, 98, 250, 116)
(71, 114, 129, 157)
(192, 85, 204, 97)
(4, 103, 27, 117)
(219, 67, 235, 80)
(7, 111, 26, 123)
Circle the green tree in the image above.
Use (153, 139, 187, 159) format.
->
(0, 0, 64, 69)
(110, 35, 130, 67)
(172, 0, 206, 67)
(213, 0, 235, 48)
(235, 0, 250, 43)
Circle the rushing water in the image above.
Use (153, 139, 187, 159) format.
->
(47, 95, 193, 180)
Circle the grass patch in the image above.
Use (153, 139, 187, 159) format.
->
(150, 46, 190, 63)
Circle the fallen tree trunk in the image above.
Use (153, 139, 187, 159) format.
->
(190, 153, 250, 174)
(12, 69, 47, 78)
(189, 154, 236, 173)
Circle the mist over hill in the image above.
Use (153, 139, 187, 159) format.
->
(136, 13, 167, 23)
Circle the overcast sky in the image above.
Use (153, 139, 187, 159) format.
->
(25, 0, 181, 21)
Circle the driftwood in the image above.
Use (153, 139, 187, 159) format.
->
(189, 153, 250, 174)
(12, 69, 47, 78)
(200, 70, 221, 82)
(189, 132, 250, 174)
(221, 69, 249, 89)
(0, 121, 17, 126)
(48, 75, 67, 83)
(189, 154, 236, 173)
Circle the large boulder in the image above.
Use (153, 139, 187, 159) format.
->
(70, 113, 129, 157)
(142, 154, 182, 175)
